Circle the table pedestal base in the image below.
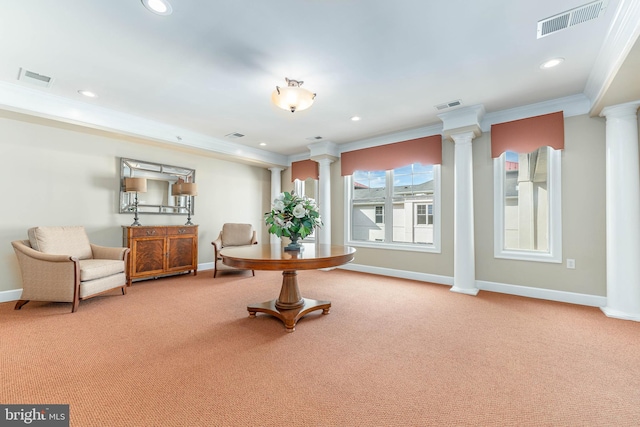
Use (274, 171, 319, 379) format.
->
(248, 298, 331, 332)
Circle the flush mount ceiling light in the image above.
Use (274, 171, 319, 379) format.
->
(271, 78, 316, 113)
(141, 0, 173, 15)
(540, 57, 565, 69)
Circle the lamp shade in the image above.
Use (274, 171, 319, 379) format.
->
(180, 182, 198, 196)
(271, 78, 316, 113)
(124, 177, 147, 193)
(171, 178, 184, 196)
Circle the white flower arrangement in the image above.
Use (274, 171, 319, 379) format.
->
(264, 191, 322, 240)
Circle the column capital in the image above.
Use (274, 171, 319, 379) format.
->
(268, 166, 284, 173)
(601, 101, 640, 119)
(438, 105, 485, 141)
(308, 140, 339, 161)
(449, 131, 476, 145)
(313, 156, 336, 165)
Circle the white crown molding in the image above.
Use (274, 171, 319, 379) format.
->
(0, 81, 288, 168)
(481, 94, 591, 130)
(584, 0, 640, 111)
(334, 94, 590, 155)
(338, 123, 443, 154)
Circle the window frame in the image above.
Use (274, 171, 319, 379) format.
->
(344, 164, 441, 253)
(493, 147, 562, 263)
(293, 178, 318, 242)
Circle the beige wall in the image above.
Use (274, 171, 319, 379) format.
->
(330, 114, 607, 296)
(0, 111, 610, 298)
(474, 114, 607, 295)
(330, 139, 456, 277)
(0, 112, 272, 293)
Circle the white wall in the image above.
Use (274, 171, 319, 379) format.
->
(0, 111, 271, 294)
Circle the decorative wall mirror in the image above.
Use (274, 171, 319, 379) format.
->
(120, 158, 196, 215)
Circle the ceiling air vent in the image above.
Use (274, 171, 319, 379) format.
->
(225, 132, 245, 139)
(537, 0, 608, 39)
(435, 100, 462, 111)
(18, 68, 54, 88)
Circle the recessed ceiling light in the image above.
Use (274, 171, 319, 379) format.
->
(259, 142, 267, 146)
(141, 0, 173, 15)
(78, 90, 97, 98)
(350, 116, 361, 121)
(540, 57, 564, 69)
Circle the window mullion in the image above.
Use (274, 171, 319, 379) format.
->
(385, 170, 393, 242)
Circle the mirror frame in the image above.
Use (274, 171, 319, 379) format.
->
(120, 158, 196, 215)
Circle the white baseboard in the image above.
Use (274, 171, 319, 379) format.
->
(340, 263, 453, 286)
(601, 306, 640, 321)
(1, 263, 609, 309)
(198, 262, 214, 271)
(476, 280, 607, 307)
(341, 263, 607, 308)
(0, 288, 23, 304)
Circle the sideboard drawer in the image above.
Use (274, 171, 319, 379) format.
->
(131, 227, 167, 238)
(167, 226, 196, 236)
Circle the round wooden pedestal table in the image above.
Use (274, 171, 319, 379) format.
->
(220, 243, 356, 332)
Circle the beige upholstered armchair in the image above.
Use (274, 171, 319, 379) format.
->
(211, 223, 258, 278)
(11, 226, 130, 313)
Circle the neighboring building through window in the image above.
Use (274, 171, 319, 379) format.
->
(494, 147, 562, 263)
(347, 163, 441, 251)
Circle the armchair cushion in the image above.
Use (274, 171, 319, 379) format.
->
(221, 223, 255, 247)
(78, 259, 126, 281)
(28, 226, 93, 260)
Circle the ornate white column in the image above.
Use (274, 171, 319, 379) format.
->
(315, 157, 334, 245)
(438, 105, 484, 296)
(600, 102, 640, 321)
(450, 131, 479, 295)
(268, 167, 283, 244)
(309, 141, 339, 246)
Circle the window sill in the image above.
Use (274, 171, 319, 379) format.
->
(494, 250, 562, 264)
(345, 240, 441, 254)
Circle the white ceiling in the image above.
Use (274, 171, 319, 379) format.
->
(0, 0, 637, 162)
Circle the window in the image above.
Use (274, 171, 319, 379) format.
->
(375, 206, 384, 224)
(416, 204, 427, 225)
(293, 177, 318, 241)
(494, 147, 562, 263)
(415, 204, 433, 226)
(346, 163, 441, 252)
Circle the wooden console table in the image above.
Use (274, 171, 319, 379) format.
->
(122, 225, 198, 285)
(220, 243, 355, 332)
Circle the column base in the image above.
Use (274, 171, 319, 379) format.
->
(601, 306, 640, 322)
(450, 286, 479, 296)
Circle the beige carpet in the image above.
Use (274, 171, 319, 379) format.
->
(1, 269, 639, 426)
